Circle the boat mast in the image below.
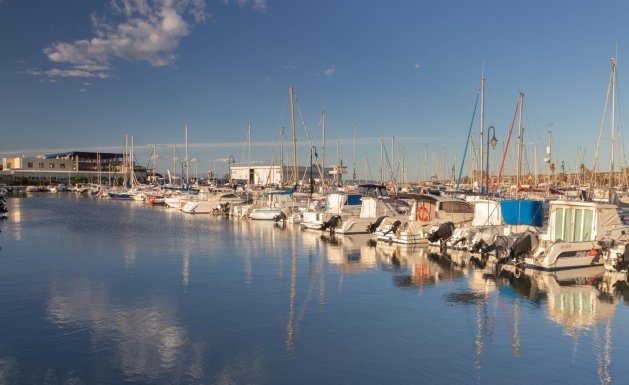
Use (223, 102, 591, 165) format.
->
(352, 124, 357, 180)
(290, 85, 297, 185)
(152, 144, 157, 184)
(184, 123, 189, 186)
(124, 133, 129, 187)
(515, 92, 524, 199)
(479, 76, 485, 191)
(280, 127, 285, 185)
(131, 135, 135, 186)
(610, 58, 617, 203)
(380, 138, 384, 184)
(248, 122, 251, 171)
(322, 109, 326, 187)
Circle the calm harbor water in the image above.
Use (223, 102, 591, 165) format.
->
(1, 194, 629, 385)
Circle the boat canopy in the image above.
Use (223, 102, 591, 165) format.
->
(500, 200, 543, 227)
(472, 199, 503, 227)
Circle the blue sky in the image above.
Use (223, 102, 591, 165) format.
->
(0, 0, 627, 181)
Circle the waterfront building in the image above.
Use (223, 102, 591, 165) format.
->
(0, 151, 148, 185)
(229, 165, 341, 186)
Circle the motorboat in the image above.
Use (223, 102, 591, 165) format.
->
(181, 192, 248, 214)
(374, 193, 474, 245)
(506, 200, 629, 271)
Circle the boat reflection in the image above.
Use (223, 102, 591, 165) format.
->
(320, 234, 377, 273)
(497, 265, 627, 385)
(377, 244, 468, 288)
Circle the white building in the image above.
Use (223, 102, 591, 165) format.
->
(230, 165, 340, 186)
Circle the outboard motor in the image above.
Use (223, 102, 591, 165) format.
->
(451, 228, 475, 247)
(427, 222, 455, 243)
(0, 196, 7, 215)
(617, 243, 629, 271)
(321, 215, 342, 234)
(508, 231, 539, 262)
(482, 235, 515, 263)
(428, 222, 455, 253)
(597, 239, 629, 271)
(367, 216, 387, 234)
(382, 220, 402, 236)
(273, 210, 287, 223)
(471, 227, 500, 253)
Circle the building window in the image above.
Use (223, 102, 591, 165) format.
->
(38, 163, 44, 168)
(50, 164, 55, 169)
(60, 163, 66, 169)
(6, 163, 11, 169)
(27, 162, 33, 168)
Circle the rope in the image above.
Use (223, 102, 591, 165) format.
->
(455, 92, 479, 192)
(591, 69, 613, 184)
(498, 99, 520, 183)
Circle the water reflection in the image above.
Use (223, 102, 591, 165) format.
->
(47, 279, 188, 382)
(378, 244, 467, 288)
(320, 234, 377, 274)
(496, 266, 627, 385)
(3, 196, 629, 384)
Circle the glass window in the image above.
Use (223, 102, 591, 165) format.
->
(573, 209, 583, 241)
(27, 162, 33, 168)
(554, 208, 564, 241)
(49, 164, 55, 168)
(582, 209, 594, 241)
(38, 163, 44, 168)
(563, 208, 573, 242)
(60, 163, 66, 169)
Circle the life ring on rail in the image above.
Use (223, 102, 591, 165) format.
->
(416, 206, 429, 222)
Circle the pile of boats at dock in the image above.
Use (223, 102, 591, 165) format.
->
(55, 181, 629, 279)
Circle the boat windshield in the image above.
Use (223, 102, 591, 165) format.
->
(357, 185, 388, 197)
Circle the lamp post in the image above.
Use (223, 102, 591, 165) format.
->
(485, 125, 498, 194)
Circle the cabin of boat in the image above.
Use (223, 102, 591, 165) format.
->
(375, 193, 474, 245)
(523, 200, 629, 271)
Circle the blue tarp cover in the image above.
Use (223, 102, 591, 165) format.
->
(500, 200, 543, 226)
(269, 185, 297, 195)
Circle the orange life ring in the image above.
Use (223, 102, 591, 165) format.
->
(417, 205, 429, 221)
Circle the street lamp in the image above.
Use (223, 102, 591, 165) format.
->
(485, 125, 497, 194)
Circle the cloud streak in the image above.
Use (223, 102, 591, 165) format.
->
(37, 0, 209, 79)
(223, 0, 267, 12)
(0, 136, 459, 158)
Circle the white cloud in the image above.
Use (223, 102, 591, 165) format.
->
(414, 63, 421, 69)
(252, 0, 267, 12)
(47, 68, 112, 78)
(39, 0, 208, 79)
(323, 65, 336, 76)
(223, 0, 267, 12)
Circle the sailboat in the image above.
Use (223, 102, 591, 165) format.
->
(249, 85, 303, 220)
